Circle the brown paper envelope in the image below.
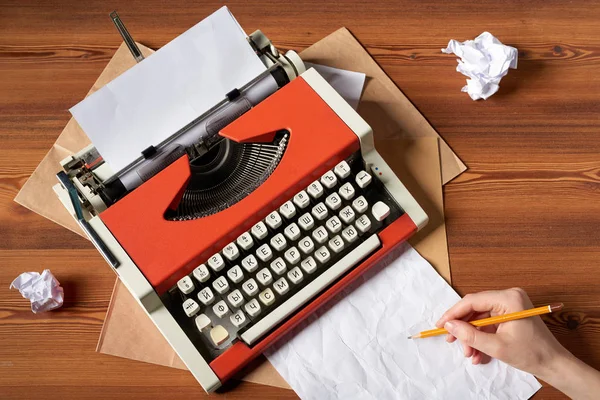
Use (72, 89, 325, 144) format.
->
(13, 28, 461, 389)
(97, 136, 446, 390)
(387, 137, 450, 283)
(299, 28, 466, 185)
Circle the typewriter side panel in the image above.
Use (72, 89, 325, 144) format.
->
(87, 217, 222, 393)
(301, 68, 429, 230)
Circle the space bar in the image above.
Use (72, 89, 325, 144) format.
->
(240, 234, 381, 346)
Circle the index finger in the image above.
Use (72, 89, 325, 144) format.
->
(435, 290, 512, 328)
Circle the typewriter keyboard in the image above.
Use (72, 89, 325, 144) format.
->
(162, 154, 404, 360)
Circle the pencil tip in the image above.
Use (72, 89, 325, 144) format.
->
(407, 336, 412, 339)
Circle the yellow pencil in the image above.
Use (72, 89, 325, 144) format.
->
(408, 303, 564, 339)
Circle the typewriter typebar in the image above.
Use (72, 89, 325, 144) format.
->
(60, 69, 427, 392)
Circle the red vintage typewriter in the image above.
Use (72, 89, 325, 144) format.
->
(55, 14, 427, 392)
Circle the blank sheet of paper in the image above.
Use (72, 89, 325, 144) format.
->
(70, 6, 266, 172)
(305, 62, 365, 110)
(266, 243, 541, 399)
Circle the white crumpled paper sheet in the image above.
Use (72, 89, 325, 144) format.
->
(10, 269, 64, 313)
(442, 32, 518, 100)
(266, 243, 541, 399)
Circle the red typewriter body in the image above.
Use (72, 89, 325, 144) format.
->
(99, 72, 421, 386)
(101, 76, 360, 295)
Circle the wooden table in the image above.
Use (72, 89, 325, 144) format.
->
(1, 1, 599, 398)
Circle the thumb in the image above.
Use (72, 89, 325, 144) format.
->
(445, 320, 501, 357)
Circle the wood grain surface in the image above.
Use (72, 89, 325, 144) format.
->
(1, 0, 599, 398)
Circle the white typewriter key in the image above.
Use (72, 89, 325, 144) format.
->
(256, 268, 273, 286)
(339, 205, 356, 224)
(251, 221, 268, 240)
(328, 235, 345, 253)
(222, 242, 240, 261)
(244, 298, 261, 317)
(298, 236, 315, 255)
(265, 210, 282, 229)
(287, 266, 304, 285)
(208, 253, 225, 272)
(256, 243, 273, 262)
(311, 202, 328, 221)
(237, 231, 254, 251)
(195, 313, 212, 332)
(212, 300, 230, 318)
(339, 182, 356, 201)
(212, 276, 230, 295)
(183, 298, 200, 317)
(273, 277, 290, 295)
(320, 170, 338, 189)
(226, 265, 244, 284)
(307, 180, 324, 199)
(270, 233, 287, 251)
(301, 256, 318, 274)
(227, 289, 245, 308)
(284, 246, 301, 265)
(242, 278, 259, 297)
(177, 276, 195, 295)
(325, 192, 342, 211)
(352, 196, 368, 214)
(210, 325, 229, 346)
(298, 213, 315, 231)
(342, 225, 358, 243)
(314, 247, 331, 264)
(284, 222, 301, 241)
(230, 310, 247, 328)
(355, 215, 372, 233)
(279, 201, 297, 219)
(325, 216, 343, 234)
(270, 257, 287, 276)
(293, 190, 310, 209)
(355, 170, 372, 188)
(372, 201, 391, 222)
(334, 160, 351, 179)
(198, 287, 215, 305)
(241, 254, 259, 273)
(193, 264, 210, 283)
(312, 226, 329, 244)
(259, 288, 276, 306)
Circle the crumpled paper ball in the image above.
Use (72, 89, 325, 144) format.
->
(442, 32, 518, 100)
(10, 269, 64, 313)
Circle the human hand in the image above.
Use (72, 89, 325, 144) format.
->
(436, 288, 569, 377)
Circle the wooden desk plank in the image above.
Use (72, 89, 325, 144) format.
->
(2, 1, 599, 398)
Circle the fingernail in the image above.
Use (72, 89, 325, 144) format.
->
(444, 321, 455, 333)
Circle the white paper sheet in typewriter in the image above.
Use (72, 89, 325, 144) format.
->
(70, 6, 266, 172)
(305, 62, 365, 110)
(265, 242, 541, 400)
